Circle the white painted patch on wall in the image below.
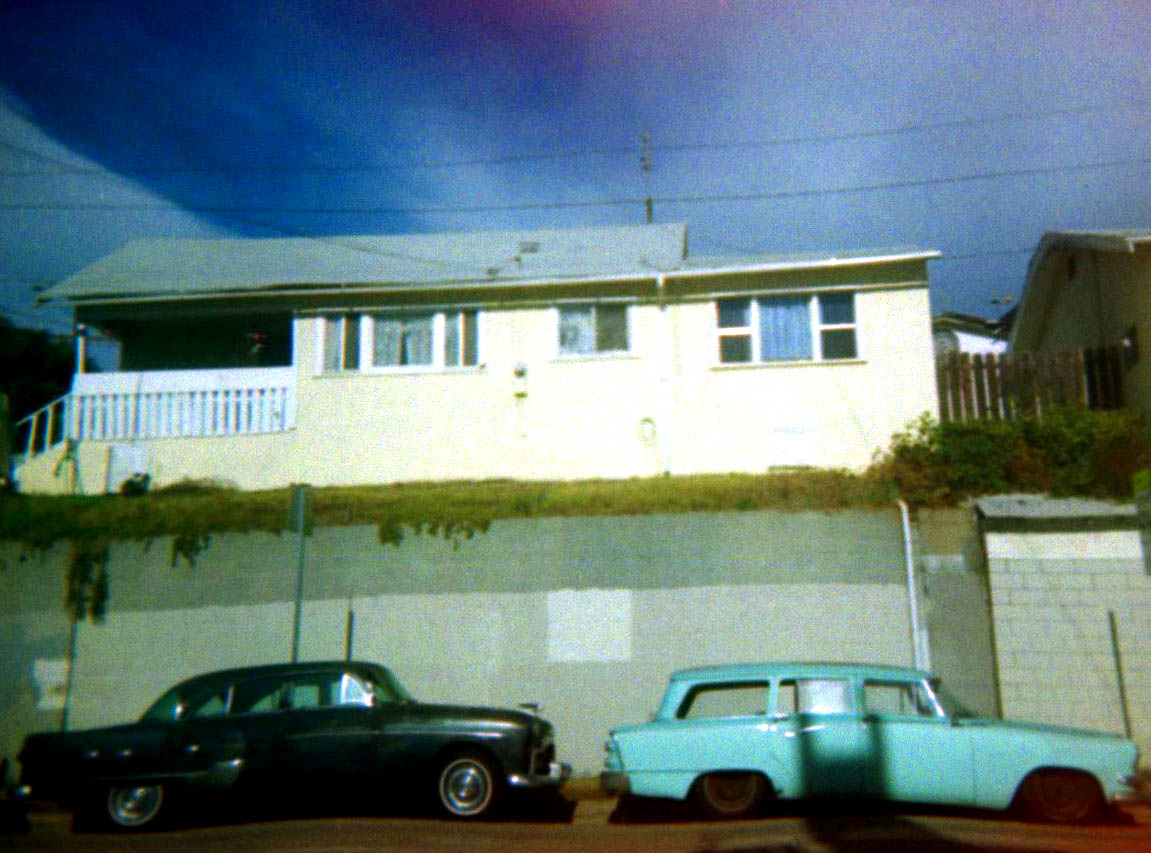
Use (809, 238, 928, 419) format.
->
(546, 589, 632, 662)
(33, 659, 68, 710)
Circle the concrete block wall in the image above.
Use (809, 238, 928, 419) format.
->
(983, 510, 1149, 758)
(1, 509, 926, 777)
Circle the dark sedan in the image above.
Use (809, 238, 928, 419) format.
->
(15, 660, 569, 828)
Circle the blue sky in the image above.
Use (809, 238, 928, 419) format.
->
(2, 0, 1150, 345)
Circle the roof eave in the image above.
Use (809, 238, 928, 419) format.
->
(42, 250, 940, 308)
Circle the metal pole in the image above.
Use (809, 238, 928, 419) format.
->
(1108, 610, 1133, 739)
(60, 617, 79, 731)
(897, 499, 929, 671)
(290, 485, 308, 663)
(344, 599, 355, 662)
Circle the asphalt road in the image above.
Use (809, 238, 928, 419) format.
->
(5, 799, 1151, 852)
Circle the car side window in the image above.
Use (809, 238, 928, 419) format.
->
(283, 672, 374, 710)
(232, 676, 287, 714)
(864, 681, 939, 718)
(777, 679, 852, 715)
(678, 682, 769, 719)
(185, 686, 231, 718)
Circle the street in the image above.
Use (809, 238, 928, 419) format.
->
(5, 799, 1151, 852)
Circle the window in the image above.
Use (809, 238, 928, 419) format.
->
(678, 682, 769, 719)
(373, 313, 433, 366)
(716, 293, 857, 364)
(777, 679, 852, 715)
(232, 676, 286, 714)
(323, 314, 361, 372)
(320, 310, 479, 373)
(558, 304, 629, 356)
(864, 680, 939, 718)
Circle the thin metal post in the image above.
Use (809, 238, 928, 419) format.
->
(344, 599, 355, 662)
(60, 617, 79, 732)
(1108, 610, 1133, 739)
(289, 484, 310, 663)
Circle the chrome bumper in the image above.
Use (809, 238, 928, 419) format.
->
(508, 761, 571, 789)
(600, 771, 630, 795)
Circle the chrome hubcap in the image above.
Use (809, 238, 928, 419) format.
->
(108, 785, 163, 827)
(441, 760, 491, 815)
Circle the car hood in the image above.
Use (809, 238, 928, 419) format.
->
(957, 717, 1126, 740)
(406, 702, 543, 730)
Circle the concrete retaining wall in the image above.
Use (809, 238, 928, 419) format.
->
(0, 506, 1000, 778)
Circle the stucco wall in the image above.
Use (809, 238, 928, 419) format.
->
(984, 522, 1150, 758)
(1, 509, 931, 777)
(17, 274, 937, 493)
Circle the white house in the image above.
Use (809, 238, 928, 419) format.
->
(16, 224, 939, 493)
(931, 312, 1009, 357)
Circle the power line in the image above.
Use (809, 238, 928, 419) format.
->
(1, 98, 1148, 179)
(3, 154, 1148, 216)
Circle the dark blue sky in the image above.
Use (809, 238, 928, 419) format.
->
(3, 0, 1150, 337)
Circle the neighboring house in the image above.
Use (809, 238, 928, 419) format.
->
(1010, 229, 1148, 426)
(16, 224, 939, 494)
(931, 312, 1010, 357)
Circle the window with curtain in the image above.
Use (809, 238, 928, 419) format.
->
(716, 293, 857, 363)
(320, 310, 479, 372)
(373, 313, 433, 366)
(322, 314, 360, 372)
(558, 304, 629, 355)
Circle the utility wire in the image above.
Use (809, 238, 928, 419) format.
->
(4, 154, 1148, 215)
(1, 98, 1147, 178)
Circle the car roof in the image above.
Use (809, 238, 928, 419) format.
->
(668, 662, 932, 683)
(172, 660, 388, 691)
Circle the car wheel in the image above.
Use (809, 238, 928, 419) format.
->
(1016, 769, 1104, 824)
(694, 772, 767, 820)
(105, 784, 165, 829)
(437, 752, 502, 819)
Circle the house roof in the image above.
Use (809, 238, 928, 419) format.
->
(1011, 228, 1151, 350)
(38, 223, 939, 305)
(932, 312, 1009, 338)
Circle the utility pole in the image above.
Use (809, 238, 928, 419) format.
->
(639, 132, 653, 223)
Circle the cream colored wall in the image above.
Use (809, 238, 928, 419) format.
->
(293, 306, 666, 485)
(666, 286, 937, 473)
(15, 278, 938, 492)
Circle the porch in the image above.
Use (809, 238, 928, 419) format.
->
(14, 367, 296, 473)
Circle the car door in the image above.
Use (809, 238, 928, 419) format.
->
(860, 679, 974, 805)
(277, 670, 380, 783)
(165, 681, 245, 782)
(226, 674, 294, 784)
(773, 677, 868, 796)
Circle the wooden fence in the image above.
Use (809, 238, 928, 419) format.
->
(936, 346, 1125, 423)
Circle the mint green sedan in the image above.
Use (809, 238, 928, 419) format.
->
(601, 663, 1139, 823)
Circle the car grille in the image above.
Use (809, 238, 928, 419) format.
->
(533, 743, 555, 775)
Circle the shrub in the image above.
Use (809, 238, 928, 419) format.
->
(870, 408, 1151, 506)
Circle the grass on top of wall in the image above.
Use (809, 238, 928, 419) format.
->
(0, 469, 891, 558)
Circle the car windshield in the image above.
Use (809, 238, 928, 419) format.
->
(931, 681, 978, 719)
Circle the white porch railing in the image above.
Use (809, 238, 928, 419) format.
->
(14, 367, 296, 460)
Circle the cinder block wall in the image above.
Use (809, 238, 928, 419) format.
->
(982, 505, 1149, 759)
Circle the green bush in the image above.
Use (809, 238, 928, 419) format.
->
(870, 408, 1151, 506)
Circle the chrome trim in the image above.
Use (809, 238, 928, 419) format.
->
(507, 761, 570, 789)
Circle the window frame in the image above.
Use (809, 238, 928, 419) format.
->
(317, 310, 481, 374)
(715, 291, 860, 365)
(555, 303, 632, 359)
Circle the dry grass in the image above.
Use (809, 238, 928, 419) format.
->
(1, 469, 894, 552)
